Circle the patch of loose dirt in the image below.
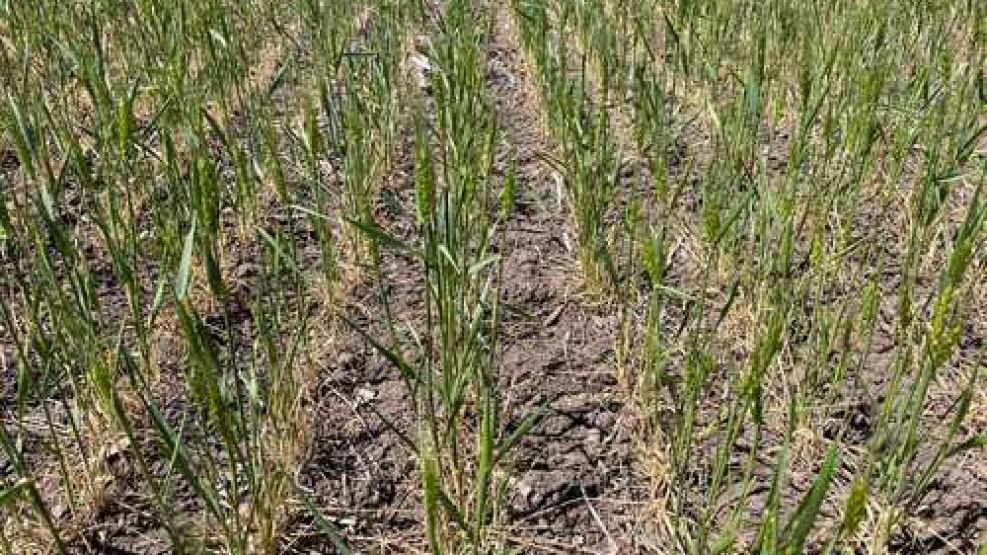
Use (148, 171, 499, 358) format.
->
(487, 9, 643, 552)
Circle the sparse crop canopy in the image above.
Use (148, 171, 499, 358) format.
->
(0, 0, 984, 553)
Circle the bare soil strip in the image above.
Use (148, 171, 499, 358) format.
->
(486, 3, 647, 553)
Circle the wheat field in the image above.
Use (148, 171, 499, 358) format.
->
(0, 0, 985, 553)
